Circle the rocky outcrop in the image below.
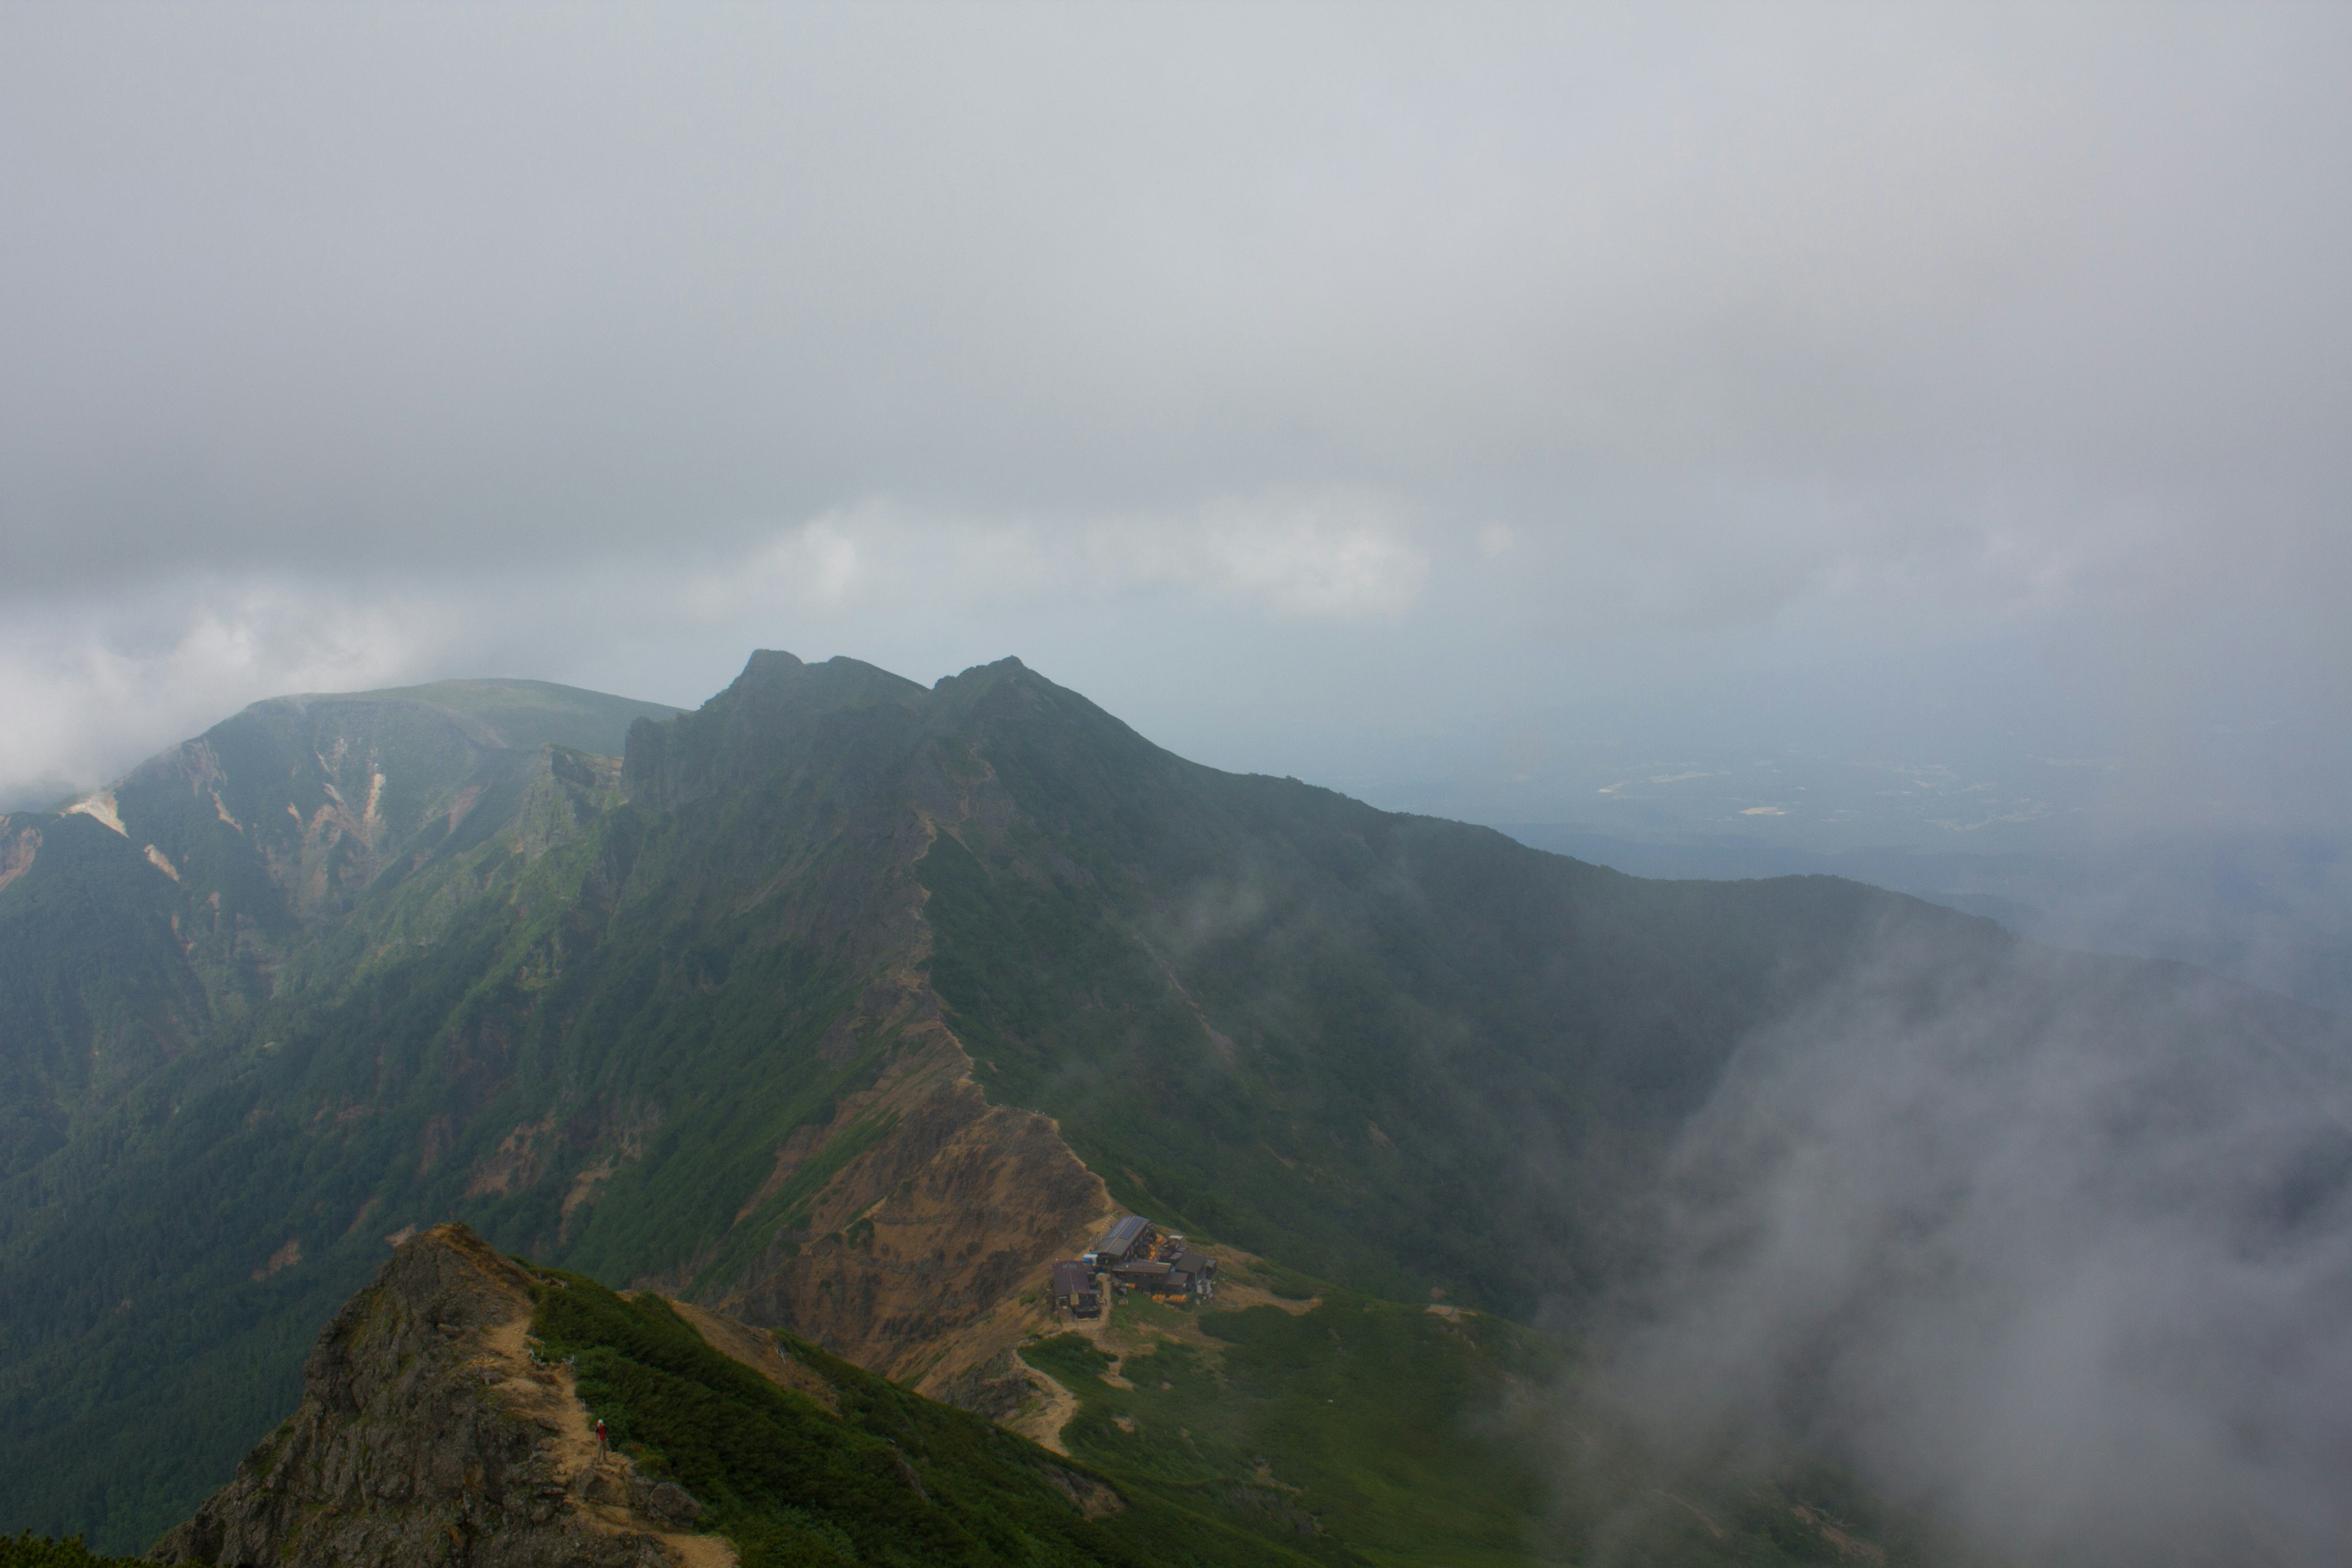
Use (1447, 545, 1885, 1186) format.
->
(717, 1014, 1109, 1386)
(932, 1348, 1045, 1423)
(0, 819, 38, 894)
(151, 1225, 723, 1568)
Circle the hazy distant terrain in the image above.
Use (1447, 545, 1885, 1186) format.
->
(1315, 719, 2352, 1016)
(1496, 823, 2352, 1016)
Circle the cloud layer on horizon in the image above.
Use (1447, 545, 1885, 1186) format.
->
(2, 4, 2346, 827)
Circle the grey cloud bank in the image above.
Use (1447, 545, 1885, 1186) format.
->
(1588, 937, 2352, 1564)
(1, 6, 2345, 830)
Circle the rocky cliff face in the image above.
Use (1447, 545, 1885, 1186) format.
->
(717, 1017, 1110, 1387)
(151, 1225, 723, 1568)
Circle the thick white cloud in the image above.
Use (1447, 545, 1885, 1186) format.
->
(0, 579, 448, 807)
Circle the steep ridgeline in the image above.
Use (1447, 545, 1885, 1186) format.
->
(154, 1222, 1291, 1568)
(1, 652, 2342, 1556)
(149, 1224, 691, 1568)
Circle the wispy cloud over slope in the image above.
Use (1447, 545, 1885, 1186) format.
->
(1597, 937, 2352, 1564)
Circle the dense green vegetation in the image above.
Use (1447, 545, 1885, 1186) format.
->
(0, 812, 210, 1174)
(531, 1268, 1330, 1568)
(1028, 1294, 1563, 1568)
(0, 1534, 140, 1568)
(1024, 1289, 1931, 1568)
(911, 666, 2003, 1317)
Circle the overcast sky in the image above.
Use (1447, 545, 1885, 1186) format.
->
(4, 4, 2346, 837)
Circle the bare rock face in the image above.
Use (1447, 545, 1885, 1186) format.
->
(151, 1225, 702, 1568)
(717, 1022, 1108, 1383)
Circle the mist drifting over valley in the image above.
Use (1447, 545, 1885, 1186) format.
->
(1583, 936, 2352, 1564)
(2, 6, 2348, 1565)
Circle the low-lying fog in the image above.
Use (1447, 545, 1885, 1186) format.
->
(1583, 933, 2352, 1565)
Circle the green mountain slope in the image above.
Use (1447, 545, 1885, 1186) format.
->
(903, 668, 2005, 1314)
(0, 652, 2337, 1557)
(152, 1223, 1326, 1568)
(0, 678, 679, 1146)
(529, 1262, 1333, 1568)
(1021, 1287, 1934, 1568)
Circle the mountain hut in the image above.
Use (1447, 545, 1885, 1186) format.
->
(1088, 1213, 1156, 1267)
(1051, 1261, 1101, 1319)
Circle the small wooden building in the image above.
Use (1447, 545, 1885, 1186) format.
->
(1051, 1260, 1101, 1319)
(1107, 1259, 1172, 1292)
(1166, 1249, 1218, 1301)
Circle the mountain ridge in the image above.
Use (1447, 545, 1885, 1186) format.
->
(0, 651, 2341, 1560)
(151, 1221, 1247, 1568)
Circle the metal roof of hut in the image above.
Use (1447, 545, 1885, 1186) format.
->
(1093, 1215, 1153, 1257)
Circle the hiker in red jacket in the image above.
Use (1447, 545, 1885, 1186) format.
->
(595, 1418, 608, 1453)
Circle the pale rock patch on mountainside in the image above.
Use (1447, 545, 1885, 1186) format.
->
(466, 1117, 559, 1202)
(154, 1224, 728, 1568)
(63, 790, 126, 835)
(66, 684, 660, 980)
(0, 820, 38, 892)
(558, 1102, 665, 1244)
(251, 1238, 304, 1281)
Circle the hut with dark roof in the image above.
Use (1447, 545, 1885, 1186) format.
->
(1051, 1260, 1101, 1319)
(1088, 1214, 1156, 1266)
